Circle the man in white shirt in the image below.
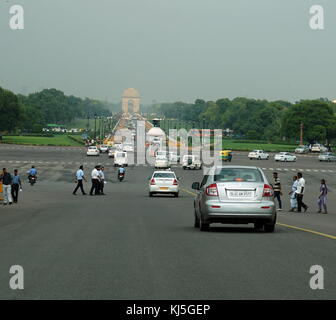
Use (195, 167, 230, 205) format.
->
(295, 172, 308, 213)
(73, 165, 87, 195)
(98, 166, 106, 195)
(90, 165, 101, 196)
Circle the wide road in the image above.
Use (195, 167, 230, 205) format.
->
(0, 145, 335, 299)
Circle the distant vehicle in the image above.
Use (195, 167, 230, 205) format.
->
(123, 142, 134, 152)
(108, 146, 117, 158)
(114, 142, 123, 150)
(295, 145, 309, 154)
(311, 144, 328, 153)
(318, 152, 336, 162)
(168, 152, 180, 163)
(155, 150, 169, 158)
(182, 155, 202, 170)
(248, 150, 269, 160)
(99, 145, 109, 153)
(155, 155, 171, 169)
(191, 166, 276, 232)
(87, 146, 100, 156)
(149, 170, 179, 197)
(114, 151, 128, 167)
(220, 150, 232, 162)
(274, 152, 297, 162)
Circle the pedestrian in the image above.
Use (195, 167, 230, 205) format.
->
(317, 179, 328, 214)
(11, 169, 22, 203)
(73, 165, 87, 195)
(296, 172, 308, 213)
(89, 165, 101, 196)
(99, 166, 106, 195)
(0, 168, 13, 205)
(272, 172, 282, 211)
(289, 175, 298, 212)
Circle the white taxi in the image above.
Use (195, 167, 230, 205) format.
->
(248, 150, 269, 160)
(155, 155, 171, 169)
(149, 170, 179, 197)
(86, 146, 100, 156)
(274, 152, 297, 162)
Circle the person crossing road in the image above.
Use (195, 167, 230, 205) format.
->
(296, 172, 308, 213)
(0, 168, 13, 205)
(90, 165, 101, 196)
(11, 169, 22, 203)
(73, 165, 87, 195)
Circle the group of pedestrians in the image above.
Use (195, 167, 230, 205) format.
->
(72, 165, 106, 196)
(0, 168, 23, 205)
(272, 171, 329, 214)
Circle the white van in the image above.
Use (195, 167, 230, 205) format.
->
(114, 151, 128, 167)
(182, 155, 202, 170)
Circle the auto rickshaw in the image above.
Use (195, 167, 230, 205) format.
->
(220, 150, 232, 162)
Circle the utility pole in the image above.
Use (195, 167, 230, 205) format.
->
(300, 122, 303, 146)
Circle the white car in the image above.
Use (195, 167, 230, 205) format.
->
(114, 143, 123, 150)
(99, 145, 109, 153)
(156, 150, 169, 158)
(182, 155, 202, 170)
(108, 146, 117, 158)
(123, 143, 134, 152)
(248, 150, 269, 160)
(274, 152, 297, 162)
(86, 146, 99, 156)
(168, 152, 180, 163)
(155, 155, 171, 169)
(311, 144, 328, 153)
(295, 145, 309, 154)
(114, 151, 128, 167)
(149, 170, 179, 197)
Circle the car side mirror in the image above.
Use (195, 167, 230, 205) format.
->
(191, 182, 200, 190)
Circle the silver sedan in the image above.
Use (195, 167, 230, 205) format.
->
(318, 153, 336, 162)
(192, 166, 276, 232)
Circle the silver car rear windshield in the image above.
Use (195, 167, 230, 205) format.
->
(154, 173, 175, 178)
(214, 168, 264, 182)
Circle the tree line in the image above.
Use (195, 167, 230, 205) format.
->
(146, 98, 336, 143)
(0, 87, 115, 133)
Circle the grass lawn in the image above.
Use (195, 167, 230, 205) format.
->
(219, 140, 296, 152)
(2, 135, 83, 147)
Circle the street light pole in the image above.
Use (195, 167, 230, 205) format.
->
(300, 122, 303, 145)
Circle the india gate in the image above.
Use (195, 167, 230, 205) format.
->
(122, 88, 140, 114)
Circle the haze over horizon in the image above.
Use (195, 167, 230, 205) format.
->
(1, 0, 335, 104)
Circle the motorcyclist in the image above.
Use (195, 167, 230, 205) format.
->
(28, 165, 37, 182)
(118, 165, 125, 175)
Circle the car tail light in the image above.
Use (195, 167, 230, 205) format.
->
(263, 184, 274, 197)
(173, 179, 178, 185)
(150, 179, 156, 185)
(206, 183, 218, 196)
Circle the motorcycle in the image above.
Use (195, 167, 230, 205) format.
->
(118, 172, 125, 182)
(28, 175, 37, 186)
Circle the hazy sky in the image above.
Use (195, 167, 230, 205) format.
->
(0, 0, 336, 104)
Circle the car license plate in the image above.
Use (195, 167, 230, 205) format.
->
(160, 187, 169, 190)
(228, 191, 253, 198)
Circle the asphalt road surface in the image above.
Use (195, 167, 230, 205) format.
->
(0, 145, 335, 299)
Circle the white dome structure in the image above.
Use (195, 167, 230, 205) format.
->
(147, 127, 166, 137)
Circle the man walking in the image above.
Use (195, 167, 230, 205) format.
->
(296, 172, 308, 213)
(99, 166, 106, 195)
(317, 179, 328, 214)
(90, 165, 101, 196)
(272, 172, 282, 211)
(0, 168, 13, 205)
(289, 175, 298, 212)
(73, 165, 87, 195)
(11, 169, 22, 203)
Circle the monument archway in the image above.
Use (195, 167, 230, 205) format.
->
(122, 88, 140, 114)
